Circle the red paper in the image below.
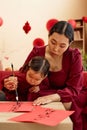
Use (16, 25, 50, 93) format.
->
(0, 102, 33, 112)
(9, 106, 74, 126)
(15, 102, 33, 112)
(0, 102, 14, 112)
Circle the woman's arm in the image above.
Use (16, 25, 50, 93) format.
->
(56, 49, 83, 102)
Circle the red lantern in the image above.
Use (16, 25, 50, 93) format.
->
(23, 21, 31, 34)
(0, 17, 3, 27)
(68, 19, 76, 29)
(33, 38, 45, 48)
(82, 16, 87, 23)
(46, 18, 58, 31)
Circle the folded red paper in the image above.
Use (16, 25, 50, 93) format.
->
(0, 102, 33, 112)
(9, 106, 74, 126)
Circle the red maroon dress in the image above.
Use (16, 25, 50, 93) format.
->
(20, 46, 83, 101)
(19, 46, 84, 130)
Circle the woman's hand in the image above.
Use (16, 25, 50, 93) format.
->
(29, 86, 40, 93)
(33, 94, 61, 105)
(4, 76, 18, 91)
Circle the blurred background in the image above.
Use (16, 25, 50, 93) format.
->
(0, 0, 87, 70)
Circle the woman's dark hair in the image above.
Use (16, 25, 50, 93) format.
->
(26, 56, 50, 76)
(48, 21, 74, 43)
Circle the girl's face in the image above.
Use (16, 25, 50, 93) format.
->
(26, 68, 45, 86)
(48, 32, 70, 56)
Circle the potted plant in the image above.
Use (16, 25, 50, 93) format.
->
(82, 53, 87, 71)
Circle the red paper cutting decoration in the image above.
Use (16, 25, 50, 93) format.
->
(68, 19, 76, 29)
(46, 19, 58, 31)
(33, 38, 45, 48)
(82, 16, 87, 23)
(23, 21, 31, 34)
(0, 17, 3, 27)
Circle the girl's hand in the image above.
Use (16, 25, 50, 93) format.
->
(29, 86, 40, 93)
(33, 94, 61, 105)
(4, 76, 18, 91)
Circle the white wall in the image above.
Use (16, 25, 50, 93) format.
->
(0, 0, 87, 69)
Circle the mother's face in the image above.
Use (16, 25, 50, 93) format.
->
(48, 32, 70, 56)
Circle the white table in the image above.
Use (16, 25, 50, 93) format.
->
(0, 102, 73, 130)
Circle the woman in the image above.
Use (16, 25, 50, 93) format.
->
(19, 21, 83, 130)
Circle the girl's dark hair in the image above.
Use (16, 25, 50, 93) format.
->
(49, 21, 74, 43)
(26, 56, 50, 76)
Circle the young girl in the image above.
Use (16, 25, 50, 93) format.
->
(23, 55, 50, 101)
(2, 56, 50, 101)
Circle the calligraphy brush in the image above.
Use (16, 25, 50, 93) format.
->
(11, 63, 19, 104)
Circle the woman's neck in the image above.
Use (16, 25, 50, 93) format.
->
(45, 46, 63, 72)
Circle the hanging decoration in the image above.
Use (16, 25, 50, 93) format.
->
(68, 19, 76, 29)
(33, 38, 45, 48)
(0, 17, 3, 27)
(82, 16, 87, 23)
(46, 18, 58, 31)
(23, 21, 31, 34)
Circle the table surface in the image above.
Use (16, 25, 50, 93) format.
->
(0, 102, 73, 130)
